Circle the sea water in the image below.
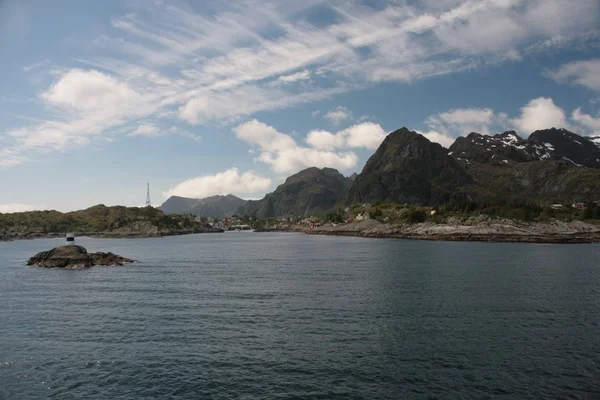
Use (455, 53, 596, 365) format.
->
(1, 233, 599, 399)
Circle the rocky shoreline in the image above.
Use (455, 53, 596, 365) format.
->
(262, 217, 600, 244)
(4, 218, 600, 244)
(0, 227, 224, 242)
(27, 245, 135, 269)
(309, 218, 600, 243)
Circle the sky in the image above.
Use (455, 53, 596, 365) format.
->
(1, 0, 600, 213)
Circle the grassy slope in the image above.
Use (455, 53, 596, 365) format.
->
(0, 205, 198, 233)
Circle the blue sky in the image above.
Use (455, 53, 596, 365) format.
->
(1, 0, 600, 212)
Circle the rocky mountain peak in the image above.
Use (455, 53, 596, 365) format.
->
(346, 128, 471, 206)
(449, 130, 549, 164)
(449, 128, 600, 168)
(529, 128, 600, 168)
(236, 167, 351, 218)
(159, 194, 247, 217)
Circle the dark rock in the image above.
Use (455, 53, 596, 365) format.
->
(346, 128, 472, 206)
(237, 167, 353, 218)
(448, 128, 600, 169)
(529, 128, 600, 168)
(449, 131, 551, 164)
(27, 245, 135, 269)
(159, 194, 247, 217)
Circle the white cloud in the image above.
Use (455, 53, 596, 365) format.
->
(306, 122, 387, 150)
(423, 107, 504, 146)
(41, 69, 142, 112)
(1, 68, 160, 162)
(369, 68, 412, 82)
(256, 148, 358, 174)
(278, 70, 311, 83)
(5, 0, 600, 167)
(233, 119, 297, 152)
(436, 108, 495, 126)
(572, 108, 600, 135)
(324, 106, 353, 125)
(0, 203, 48, 213)
(419, 96, 600, 147)
(510, 97, 567, 133)
(547, 59, 600, 91)
(434, 6, 526, 53)
(131, 123, 161, 137)
(417, 130, 456, 149)
(163, 168, 272, 199)
(306, 129, 346, 150)
(421, 98, 571, 146)
(234, 119, 359, 173)
(338, 123, 387, 149)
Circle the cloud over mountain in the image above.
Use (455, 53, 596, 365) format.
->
(233, 120, 364, 173)
(163, 168, 272, 199)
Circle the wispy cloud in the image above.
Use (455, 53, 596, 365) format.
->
(130, 123, 161, 137)
(3, 0, 599, 167)
(23, 59, 50, 72)
(278, 70, 311, 83)
(546, 58, 600, 92)
(324, 106, 353, 126)
(0, 96, 35, 104)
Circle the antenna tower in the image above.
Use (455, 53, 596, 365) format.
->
(146, 183, 151, 207)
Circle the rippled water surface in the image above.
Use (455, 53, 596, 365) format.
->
(1, 233, 599, 399)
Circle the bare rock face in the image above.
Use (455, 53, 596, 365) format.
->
(27, 245, 135, 269)
(237, 167, 353, 218)
(346, 128, 472, 206)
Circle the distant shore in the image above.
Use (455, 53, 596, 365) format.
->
(0, 228, 224, 242)
(306, 229, 600, 244)
(258, 218, 600, 244)
(4, 218, 600, 244)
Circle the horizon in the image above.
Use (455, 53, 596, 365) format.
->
(1, 0, 600, 213)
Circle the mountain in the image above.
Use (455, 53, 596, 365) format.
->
(449, 128, 600, 168)
(449, 131, 552, 164)
(0, 204, 203, 238)
(345, 128, 472, 206)
(236, 167, 352, 218)
(159, 194, 247, 218)
(446, 128, 600, 204)
(529, 128, 600, 168)
(464, 160, 600, 205)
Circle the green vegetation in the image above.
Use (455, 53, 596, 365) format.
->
(0, 205, 199, 234)
(320, 200, 600, 225)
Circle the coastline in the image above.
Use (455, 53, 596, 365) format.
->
(305, 229, 600, 244)
(0, 228, 224, 242)
(4, 219, 600, 244)
(262, 218, 600, 244)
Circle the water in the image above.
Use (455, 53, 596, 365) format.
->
(1, 233, 599, 399)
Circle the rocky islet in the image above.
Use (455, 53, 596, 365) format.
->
(27, 245, 135, 269)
